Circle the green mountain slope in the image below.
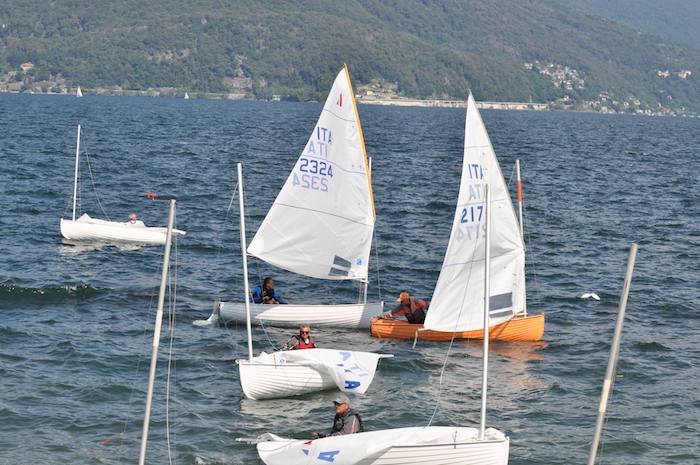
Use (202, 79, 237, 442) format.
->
(552, 0, 700, 49)
(2, 0, 700, 112)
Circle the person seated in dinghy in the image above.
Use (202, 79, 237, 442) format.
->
(251, 277, 287, 304)
(126, 213, 145, 227)
(376, 291, 428, 324)
(311, 393, 363, 438)
(284, 325, 317, 350)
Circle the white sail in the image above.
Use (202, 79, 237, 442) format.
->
(247, 66, 375, 281)
(76, 86, 83, 97)
(423, 94, 525, 333)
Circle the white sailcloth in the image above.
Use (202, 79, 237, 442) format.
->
(249, 349, 390, 394)
(257, 427, 509, 465)
(247, 67, 375, 281)
(424, 94, 525, 332)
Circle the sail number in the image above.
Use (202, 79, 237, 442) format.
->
(299, 158, 334, 177)
(460, 205, 484, 223)
(293, 157, 334, 192)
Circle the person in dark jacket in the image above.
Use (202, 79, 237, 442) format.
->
(284, 325, 317, 350)
(379, 291, 428, 324)
(251, 277, 287, 304)
(312, 394, 363, 438)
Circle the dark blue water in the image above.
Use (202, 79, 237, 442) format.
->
(1, 93, 698, 465)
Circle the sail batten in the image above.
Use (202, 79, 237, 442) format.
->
(424, 94, 526, 332)
(247, 67, 375, 281)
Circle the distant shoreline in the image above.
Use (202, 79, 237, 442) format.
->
(1, 88, 694, 117)
(356, 97, 548, 111)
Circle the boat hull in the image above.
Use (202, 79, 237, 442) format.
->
(257, 426, 509, 465)
(371, 313, 544, 342)
(60, 217, 185, 245)
(217, 301, 383, 329)
(238, 359, 336, 400)
(238, 349, 390, 400)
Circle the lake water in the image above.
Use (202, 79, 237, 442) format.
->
(1, 93, 698, 465)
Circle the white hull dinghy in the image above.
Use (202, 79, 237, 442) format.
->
(214, 65, 381, 329)
(257, 427, 509, 465)
(60, 214, 184, 245)
(216, 301, 382, 329)
(238, 348, 391, 400)
(59, 125, 185, 245)
(254, 120, 510, 462)
(234, 160, 391, 400)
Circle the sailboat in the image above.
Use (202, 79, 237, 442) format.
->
(76, 86, 83, 97)
(184, 91, 190, 100)
(234, 163, 391, 400)
(59, 125, 186, 244)
(254, 185, 508, 465)
(213, 65, 383, 329)
(371, 93, 544, 342)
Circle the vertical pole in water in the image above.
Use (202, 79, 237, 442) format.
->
(138, 199, 176, 465)
(237, 163, 254, 362)
(72, 125, 81, 221)
(479, 185, 491, 440)
(586, 243, 638, 465)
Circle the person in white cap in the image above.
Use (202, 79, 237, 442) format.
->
(311, 393, 363, 438)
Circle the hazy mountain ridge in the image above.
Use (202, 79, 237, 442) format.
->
(552, 0, 700, 49)
(2, 0, 700, 113)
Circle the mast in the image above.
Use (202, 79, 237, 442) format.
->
(587, 243, 638, 465)
(516, 159, 524, 239)
(72, 125, 81, 221)
(238, 163, 254, 362)
(138, 199, 176, 465)
(515, 159, 527, 315)
(361, 155, 372, 304)
(479, 185, 491, 440)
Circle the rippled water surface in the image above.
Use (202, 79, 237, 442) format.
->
(1, 93, 698, 465)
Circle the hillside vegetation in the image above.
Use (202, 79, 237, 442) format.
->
(2, 0, 700, 112)
(553, 0, 700, 50)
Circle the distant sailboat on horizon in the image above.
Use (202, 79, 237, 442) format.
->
(184, 92, 190, 100)
(76, 86, 83, 97)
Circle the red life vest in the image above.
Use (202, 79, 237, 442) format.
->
(296, 336, 316, 349)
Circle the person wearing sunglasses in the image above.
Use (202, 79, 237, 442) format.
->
(284, 324, 317, 350)
(311, 393, 363, 438)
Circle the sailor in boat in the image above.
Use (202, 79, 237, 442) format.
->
(126, 213, 145, 227)
(376, 291, 428, 324)
(311, 393, 363, 438)
(283, 324, 317, 350)
(251, 277, 287, 304)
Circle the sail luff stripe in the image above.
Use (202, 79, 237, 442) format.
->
(344, 63, 376, 220)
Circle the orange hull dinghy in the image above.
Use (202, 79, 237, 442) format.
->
(371, 313, 544, 342)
